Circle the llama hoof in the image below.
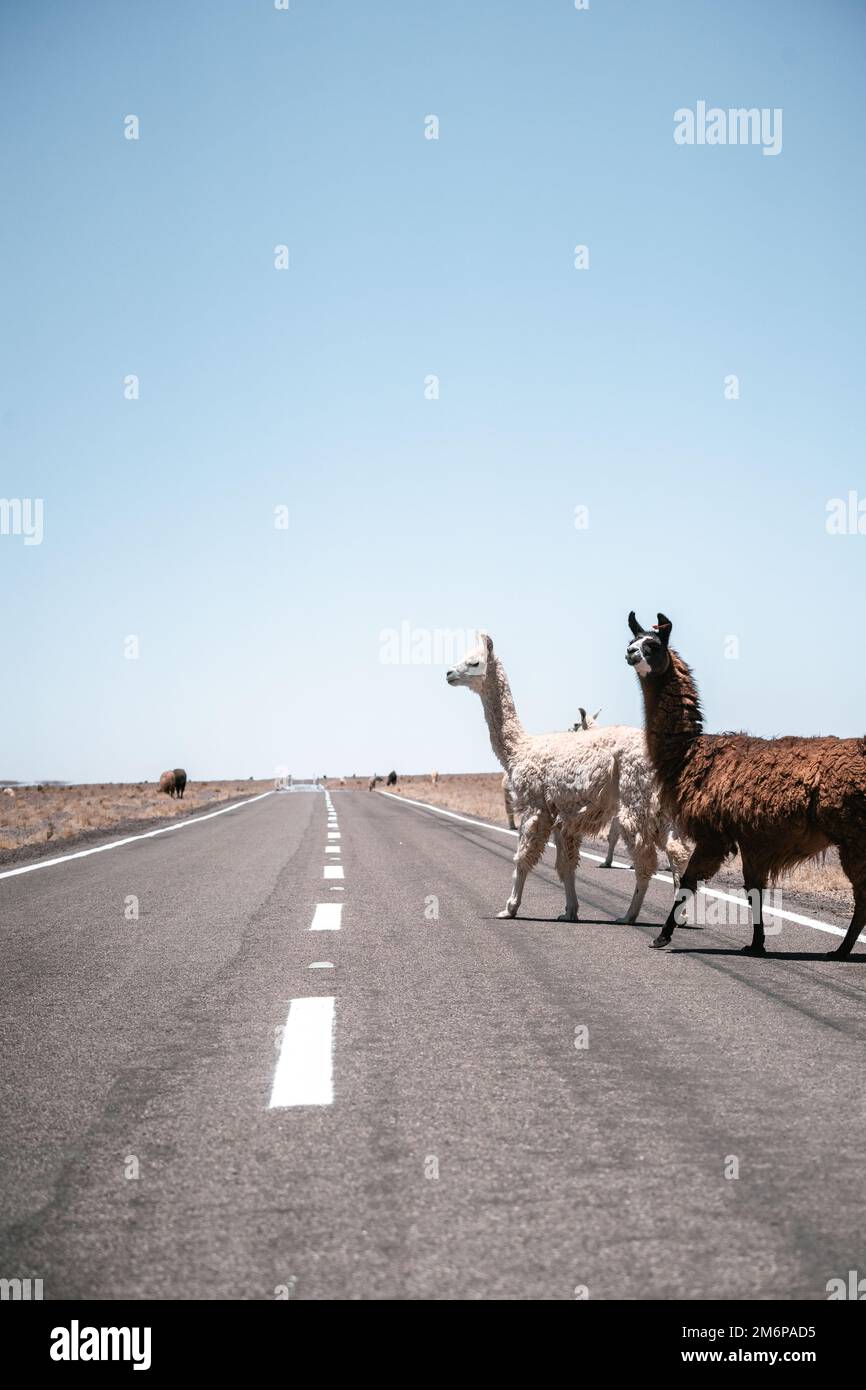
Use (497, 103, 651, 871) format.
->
(557, 910, 579, 922)
(616, 914, 637, 925)
(650, 934, 672, 949)
(826, 947, 849, 960)
(598, 863, 613, 870)
(740, 944, 767, 957)
(496, 905, 517, 919)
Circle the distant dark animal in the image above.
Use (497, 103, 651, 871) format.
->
(159, 769, 187, 799)
(386, 770, 397, 787)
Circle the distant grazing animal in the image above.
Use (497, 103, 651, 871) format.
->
(2, 787, 14, 798)
(447, 632, 688, 924)
(627, 610, 866, 958)
(159, 769, 187, 799)
(386, 770, 397, 787)
(368, 775, 379, 791)
(431, 771, 439, 785)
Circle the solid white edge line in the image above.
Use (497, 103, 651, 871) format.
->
(377, 790, 858, 944)
(0, 791, 277, 881)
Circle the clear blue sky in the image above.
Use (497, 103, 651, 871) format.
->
(2, 0, 865, 782)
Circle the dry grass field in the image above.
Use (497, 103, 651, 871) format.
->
(0, 780, 273, 863)
(334, 772, 854, 912)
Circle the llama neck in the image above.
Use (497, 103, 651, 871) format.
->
(479, 654, 525, 770)
(639, 648, 704, 789)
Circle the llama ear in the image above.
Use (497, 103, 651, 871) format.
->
(655, 613, 672, 646)
(478, 631, 493, 655)
(628, 612, 645, 638)
(578, 707, 588, 730)
(592, 707, 602, 722)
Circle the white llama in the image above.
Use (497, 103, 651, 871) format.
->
(502, 772, 517, 829)
(574, 707, 622, 868)
(446, 633, 688, 923)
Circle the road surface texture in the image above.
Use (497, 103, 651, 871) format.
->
(2, 787, 865, 1301)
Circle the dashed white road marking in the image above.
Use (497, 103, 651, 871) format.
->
(324, 865, 344, 879)
(378, 790, 862, 945)
(269, 997, 335, 1108)
(325, 845, 340, 855)
(0, 791, 276, 882)
(328, 832, 340, 839)
(309, 961, 334, 969)
(310, 902, 342, 931)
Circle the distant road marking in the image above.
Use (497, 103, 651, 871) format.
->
(0, 791, 276, 882)
(378, 790, 859, 945)
(310, 902, 342, 931)
(309, 961, 334, 969)
(324, 865, 344, 879)
(269, 997, 335, 1107)
(328, 832, 340, 839)
(325, 845, 340, 855)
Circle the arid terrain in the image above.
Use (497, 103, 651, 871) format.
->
(4, 772, 852, 916)
(337, 772, 854, 914)
(0, 780, 273, 866)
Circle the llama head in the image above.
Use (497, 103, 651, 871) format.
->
(574, 706, 602, 731)
(445, 631, 491, 691)
(626, 612, 672, 677)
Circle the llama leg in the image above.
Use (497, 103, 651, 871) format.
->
(618, 840, 657, 924)
(600, 816, 619, 868)
(828, 899, 866, 958)
(498, 807, 553, 919)
(738, 847, 773, 955)
(613, 817, 655, 923)
(652, 841, 728, 949)
(663, 832, 689, 892)
(553, 822, 582, 922)
(827, 845, 866, 957)
(742, 886, 768, 955)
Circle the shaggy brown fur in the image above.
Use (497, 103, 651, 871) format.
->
(158, 768, 187, 799)
(626, 611, 866, 958)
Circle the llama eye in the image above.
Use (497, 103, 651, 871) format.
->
(468, 659, 479, 667)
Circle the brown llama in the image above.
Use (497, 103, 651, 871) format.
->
(626, 611, 866, 958)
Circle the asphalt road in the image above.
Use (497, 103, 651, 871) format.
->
(2, 786, 866, 1301)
